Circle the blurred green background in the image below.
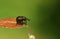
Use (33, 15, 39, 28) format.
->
(0, 0, 60, 39)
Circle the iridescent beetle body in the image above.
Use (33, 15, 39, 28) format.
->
(16, 16, 30, 25)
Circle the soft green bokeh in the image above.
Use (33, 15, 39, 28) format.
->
(0, 0, 60, 39)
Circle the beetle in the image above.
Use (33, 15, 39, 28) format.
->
(16, 16, 30, 25)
